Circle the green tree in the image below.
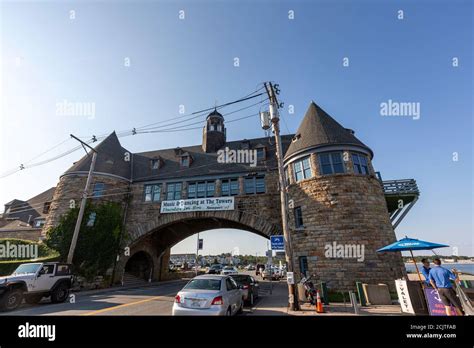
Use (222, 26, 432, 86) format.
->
(45, 201, 123, 280)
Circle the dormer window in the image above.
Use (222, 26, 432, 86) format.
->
(255, 146, 266, 161)
(352, 153, 369, 175)
(181, 155, 190, 167)
(151, 158, 160, 170)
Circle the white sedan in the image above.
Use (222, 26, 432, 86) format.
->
(172, 275, 243, 316)
(220, 266, 238, 275)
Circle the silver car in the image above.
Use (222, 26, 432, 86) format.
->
(172, 275, 243, 316)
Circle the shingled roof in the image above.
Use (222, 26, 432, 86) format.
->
(64, 132, 131, 180)
(132, 135, 294, 181)
(284, 102, 373, 160)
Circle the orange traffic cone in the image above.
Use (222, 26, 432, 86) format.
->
(316, 290, 324, 313)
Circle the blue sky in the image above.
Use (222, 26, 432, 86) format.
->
(0, 0, 472, 256)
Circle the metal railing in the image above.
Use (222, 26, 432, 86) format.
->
(382, 179, 419, 196)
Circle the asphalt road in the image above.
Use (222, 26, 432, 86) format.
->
(1, 274, 281, 316)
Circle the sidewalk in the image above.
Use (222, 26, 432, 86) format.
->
(249, 281, 404, 316)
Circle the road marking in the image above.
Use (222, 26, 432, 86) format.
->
(81, 293, 175, 316)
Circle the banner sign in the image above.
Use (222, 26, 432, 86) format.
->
(395, 279, 415, 314)
(424, 288, 458, 316)
(160, 197, 234, 213)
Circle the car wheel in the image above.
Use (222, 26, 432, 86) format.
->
(51, 283, 69, 303)
(1, 288, 23, 311)
(25, 294, 43, 305)
(226, 307, 232, 316)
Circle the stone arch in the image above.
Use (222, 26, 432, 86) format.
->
(124, 250, 154, 281)
(114, 210, 281, 283)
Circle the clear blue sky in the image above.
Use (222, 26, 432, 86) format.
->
(0, 0, 472, 256)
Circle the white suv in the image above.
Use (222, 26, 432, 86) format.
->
(0, 262, 74, 311)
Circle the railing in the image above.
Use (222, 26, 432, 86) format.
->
(382, 179, 419, 196)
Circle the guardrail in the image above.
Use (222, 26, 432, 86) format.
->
(382, 179, 419, 196)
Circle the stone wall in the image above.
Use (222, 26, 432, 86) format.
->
(287, 173, 405, 291)
(43, 173, 130, 236)
(0, 229, 42, 241)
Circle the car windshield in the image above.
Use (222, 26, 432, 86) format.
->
(223, 266, 234, 270)
(210, 265, 221, 269)
(184, 279, 221, 291)
(13, 263, 42, 275)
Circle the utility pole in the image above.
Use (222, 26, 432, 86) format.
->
(263, 82, 299, 310)
(67, 134, 98, 264)
(195, 232, 200, 277)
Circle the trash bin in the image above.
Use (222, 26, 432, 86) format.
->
(297, 283, 307, 302)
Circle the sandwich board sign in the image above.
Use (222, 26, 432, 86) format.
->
(270, 235, 284, 250)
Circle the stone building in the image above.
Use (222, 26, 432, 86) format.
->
(42, 102, 419, 290)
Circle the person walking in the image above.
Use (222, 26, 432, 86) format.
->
(429, 258, 464, 316)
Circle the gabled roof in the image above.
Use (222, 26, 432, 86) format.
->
(64, 132, 131, 180)
(284, 102, 373, 160)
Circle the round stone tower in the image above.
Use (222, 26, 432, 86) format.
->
(43, 132, 131, 237)
(284, 102, 406, 291)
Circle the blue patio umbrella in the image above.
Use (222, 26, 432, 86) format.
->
(377, 236, 449, 287)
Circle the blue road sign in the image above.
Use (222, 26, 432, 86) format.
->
(270, 235, 284, 250)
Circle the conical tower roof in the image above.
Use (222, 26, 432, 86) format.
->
(284, 102, 373, 160)
(63, 132, 131, 180)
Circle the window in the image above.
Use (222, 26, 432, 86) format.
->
(284, 167, 290, 184)
(43, 202, 51, 214)
(144, 184, 162, 202)
(318, 152, 345, 175)
(92, 182, 105, 197)
(294, 207, 304, 228)
(293, 156, 312, 182)
(34, 219, 45, 228)
(299, 256, 309, 277)
(181, 156, 190, 167)
(151, 159, 160, 170)
(221, 178, 239, 196)
(188, 181, 215, 199)
(166, 182, 182, 200)
(256, 147, 265, 161)
(352, 153, 369, 175)
(87, 212, 96, 227)
(245, 176, 265, 194)
(226, 278, 237, 291)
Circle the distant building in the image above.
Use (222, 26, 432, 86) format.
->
(0, 187, 55, 241)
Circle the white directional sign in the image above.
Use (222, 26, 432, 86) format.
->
(287, 272, 294, 285)
(161, 197, 234, 213)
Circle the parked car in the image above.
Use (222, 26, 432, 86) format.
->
(206, 264, 223, 274)
(221, 266, 238, 275)
(172, 275, 243, 316)
(0, 262, 74, 311)
(245, 264, 256, 271)
(262, 267, 281, 280)
(230, 274, 259, 305)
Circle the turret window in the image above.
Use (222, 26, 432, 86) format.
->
(92, 182, 105, 197)
(318, 152, 345, 175)
(352, 153, 369, 175)
(293, 156, 312, 182)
